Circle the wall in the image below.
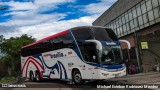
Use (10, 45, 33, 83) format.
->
(93, 0, 142, 26)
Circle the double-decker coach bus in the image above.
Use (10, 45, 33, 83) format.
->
(21, 26, 130, 84)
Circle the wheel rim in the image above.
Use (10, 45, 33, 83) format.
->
(74, 73, 81, 83)
(36, 73, 40, 81)
(31, 73, 34, 81)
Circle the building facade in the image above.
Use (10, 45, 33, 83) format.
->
(93, 0, 160, 72)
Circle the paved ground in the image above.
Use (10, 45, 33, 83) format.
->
(111, 72, 160, 84)
(1, 71, 160, 90)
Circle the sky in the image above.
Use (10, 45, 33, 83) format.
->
(0, 0, 117, 40)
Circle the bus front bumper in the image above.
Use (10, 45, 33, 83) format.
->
(98, 68, 127, 79)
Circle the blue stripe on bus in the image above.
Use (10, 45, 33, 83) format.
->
(68, 30, 84, 61)
(87, 62, 124, 69)
(33, 54, 68, 79)
(58, 61, 68, 79)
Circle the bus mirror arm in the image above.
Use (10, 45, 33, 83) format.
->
(119, 40, 131, 49)
(84, 40, 102, 51)
(85, 40, 103, 63)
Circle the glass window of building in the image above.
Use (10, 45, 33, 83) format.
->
(116, 19, 119, 27)
(117, 27, 120, 35)
(141, 2, 147, 14)
(158, 0, 160, 5)
(125, 13, 129, 22)
(116, 19, 119, 28)
(129, 20, 134, 29)
(136, 6, 142, 16)
(133, 18, 138, 27)
(113, 21, 116, 29)
(152, 0, 159, 8)
(143, 13, 148, 24)
(126, 23, 130, 32)
(119, 27, 123, 35)
(122, 15, 126, 24)
(146, 0, 152, 11)
(153, 7, 160, 19)
(114, 29, 117, 35)
(132, 8, 137, 18)
(119, 17, 122, 26)
(138, 16, 143, 26)
(148, 10, 154, 21)
(123, 24, 126, 33)
(110, 22, 113, 29)
(129, 11, 133, 20)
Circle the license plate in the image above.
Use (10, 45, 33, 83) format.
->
(115, 73, 119, 77)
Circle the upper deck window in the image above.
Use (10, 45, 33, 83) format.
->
(71, 27, 93, 41)
(91, 27, 118, 41)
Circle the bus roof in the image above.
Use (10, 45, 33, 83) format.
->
(22, 30, 69, 49)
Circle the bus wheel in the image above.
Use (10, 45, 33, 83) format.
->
(72, 70, 84, 84)
(30, 71, 35, 82)
(35, 71, 41, 82)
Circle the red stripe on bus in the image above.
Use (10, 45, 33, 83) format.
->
(94, 67, 99, 69)
(22, 30, 69, 48)
(25, 60, 43, 78)
(21, 57, 44, 75)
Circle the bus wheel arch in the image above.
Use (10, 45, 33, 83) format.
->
(71, 68, 84, 84)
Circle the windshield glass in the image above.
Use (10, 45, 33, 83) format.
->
(101, 46, 123, 65)
(91, 27, 118, 41)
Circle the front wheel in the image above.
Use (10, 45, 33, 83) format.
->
(72, 70, 84, 84)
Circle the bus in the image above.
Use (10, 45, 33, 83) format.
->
(21, 26, 130, 84)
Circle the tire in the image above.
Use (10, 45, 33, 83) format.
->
(30, 71, 35, 82)
(35, 71, 41, 82)
(72, 70, 84, 84)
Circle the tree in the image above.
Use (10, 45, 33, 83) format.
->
(0, 34, 36, 76)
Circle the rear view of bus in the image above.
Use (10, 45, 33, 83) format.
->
(70, 26, 127, 81)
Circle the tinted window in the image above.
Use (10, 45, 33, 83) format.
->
(21, 33, 73, 57)
(71, 27, 93, 41)
(92, 27, 118, 41)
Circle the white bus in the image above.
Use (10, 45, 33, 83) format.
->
(21, 26, 129, 84)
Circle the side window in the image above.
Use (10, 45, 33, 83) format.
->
(59, 33, 73, 48)
(21, 33, 73, 57)
(79, 43, 98, 63)
(50, 33, 73, 50)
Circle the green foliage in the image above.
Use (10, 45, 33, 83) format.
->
(0, 34, 36, 76)
(0, 75, 15, 84)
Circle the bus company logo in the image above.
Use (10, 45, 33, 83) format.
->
(50, 52, 64, 58)
(106, 42, 116, 45)
(68, 51, 72, 55)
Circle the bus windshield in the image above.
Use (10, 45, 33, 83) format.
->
(101, 45, 123, 65)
